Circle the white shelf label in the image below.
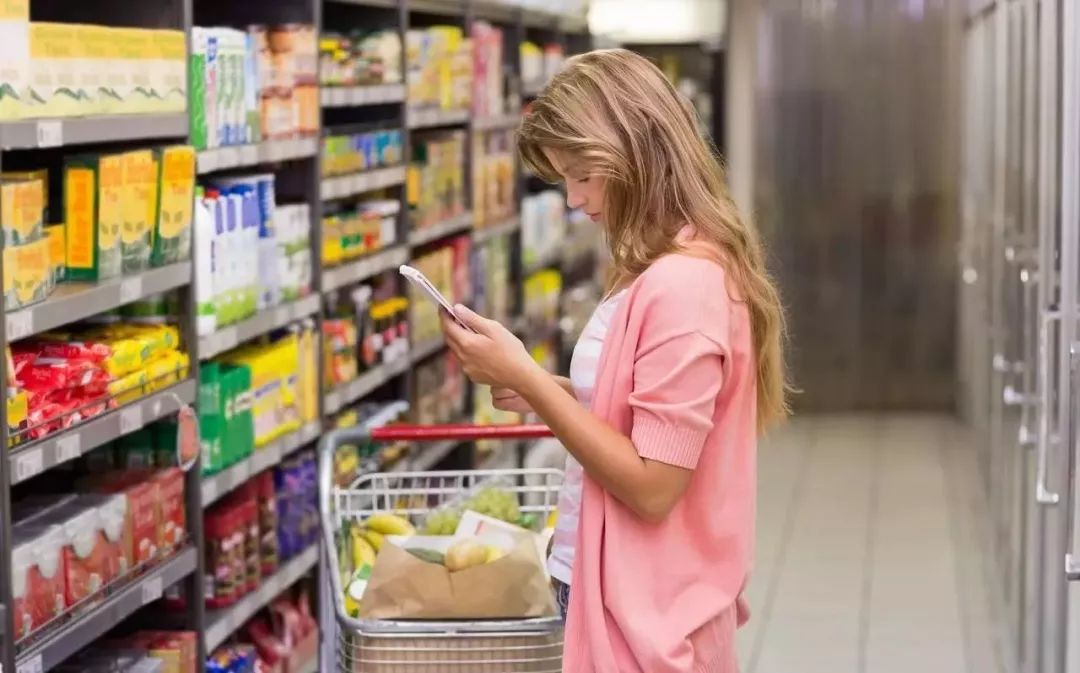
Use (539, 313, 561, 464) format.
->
(120, 405, 144, 435)
(7, 310, 33, 342)
(274, 305, 290, 325)
(120, 277, 143, 304)
(15, 448, 44, 482)
(325, 391, 340, 413)
(141, 576, 164, 604)
(240, 145, 258, 166)
(16, 654, 43, 673)
(56, 434, 82, 463)
(36, 120, 62, 148)
(151, 398, 163, 417)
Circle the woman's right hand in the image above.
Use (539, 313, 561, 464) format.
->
(492, 387, 534, 413)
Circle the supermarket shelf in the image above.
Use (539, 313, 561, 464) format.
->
(408, 0, 464, 15)
(199, 294, 321, 360)
(322, 246, 410, 294)
(472, 0, 518, 22)
(327, 0, 396, 7)
(324, 357, 411, 416)
(406, 107, 470, 129)
(321, 165, 407, 201)
(321, 83, 407, 108)
(14, 546, 198, 673)
(0, 114, 188, 151)
(5, 262, 193, 343)
(197, 137, 318, 174)
(205, 544, 320, 651)
(472, 113, 520, 132)
(201, 421, 322, 507)
(473, 215, 521, 244)
(408, 212, 474, 247)
(10, 380, 198, 485)
(411, 335, 446, 362)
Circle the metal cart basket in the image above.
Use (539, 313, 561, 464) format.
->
(318, 421, 564, 673)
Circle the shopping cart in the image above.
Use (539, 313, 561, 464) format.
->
(318, 421, 565, 673)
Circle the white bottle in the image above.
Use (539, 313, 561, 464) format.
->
(195, 189, 217, 336)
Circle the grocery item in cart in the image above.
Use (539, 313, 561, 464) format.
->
(357, 532, 556, 620)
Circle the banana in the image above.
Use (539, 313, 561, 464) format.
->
(351, 533, 377, 569)
(364, 513, 416, 537)
(362, 528, 385, 552)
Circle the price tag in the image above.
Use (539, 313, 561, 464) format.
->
(56, 433, 82, 463)
(202, 478, 219, 504)
(7, 310, 33, 342)
(36, 120, 63, 148)
(120, 277, 143, 304)
(325, 392, 340, 413)
(14, 448, 44, 482)
(16, 654, 43, 673)
(120, 405, 144, 435)
(141, 576, 163, 604)
(151, 398, 163, 417)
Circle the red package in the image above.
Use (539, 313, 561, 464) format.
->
(88, 494, 131, 579)
(10, 351, 37, 376)
(124, 482, 160, 565)
(30, 340, 111, 363)
(151, 469, 186, 550)
(12, 524, 65, 639)
(60, 506, 112, 606)
(204, 507, 240, 609)
(246, 617, 290, 668)
(17, 359, 107, 392)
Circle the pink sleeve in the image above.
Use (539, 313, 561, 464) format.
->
(630, 329, 727, 469)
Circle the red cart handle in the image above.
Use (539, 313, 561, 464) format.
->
(369, 423, 554, 442)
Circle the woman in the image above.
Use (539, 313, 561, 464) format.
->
(441, 48, 788, 673)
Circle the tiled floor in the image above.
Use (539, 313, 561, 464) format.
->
(737, 414, 1011, 673)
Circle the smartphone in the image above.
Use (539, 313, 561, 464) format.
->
(398, 265, 476, 332)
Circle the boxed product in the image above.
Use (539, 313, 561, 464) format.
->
(26, 23, 84, 118)
(45, 223, 65, 284)
(64, 152, 124, 281)
(3, 235, 50, 311)
(11, 523, 65, 639)
(1, 174, 44, 247)
(121, 149, 158, 273)
(0, 0, 28, 120)
(153, 145, 195, 267)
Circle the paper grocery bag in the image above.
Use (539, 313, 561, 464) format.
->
(358, 538, 557, 620)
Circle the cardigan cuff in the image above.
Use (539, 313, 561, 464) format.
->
(632, 415, 708, 469)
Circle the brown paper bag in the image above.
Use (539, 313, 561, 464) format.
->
(358, 538, 557, 620)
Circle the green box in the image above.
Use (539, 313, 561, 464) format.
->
(198, 362, 224, 475)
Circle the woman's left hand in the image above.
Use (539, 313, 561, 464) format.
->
(441, 305, 539, 389)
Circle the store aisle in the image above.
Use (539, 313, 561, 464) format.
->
(737, 415, 1010, 673)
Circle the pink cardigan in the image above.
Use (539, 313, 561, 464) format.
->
(563, 253, 755, 673)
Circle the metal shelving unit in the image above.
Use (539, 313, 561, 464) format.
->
(5, 263, 193, 341)
(204, 545, 320, 651)
(0, 1, 590, 670)
(14, 547, 199, 673)
(408, 211, 475, 247)
(320, 83, 407, 108)
(196, 137, 319, 174)
(319, 164, 407, 201)
(0, 114, 189, 151)
(198, 294, 321, 360)
(200, 421, 323, 506)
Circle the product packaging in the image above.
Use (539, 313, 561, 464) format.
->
(64, 153, 124, 281)
(152, 145, 195, 267)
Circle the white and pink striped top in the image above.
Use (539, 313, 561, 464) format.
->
(548, 290, 628, 585)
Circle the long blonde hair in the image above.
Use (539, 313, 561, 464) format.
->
(518, 48, 791, 432)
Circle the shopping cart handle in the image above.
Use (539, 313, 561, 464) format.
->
(370, 423, 554, 442)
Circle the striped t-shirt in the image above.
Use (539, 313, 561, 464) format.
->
(548, 290, 628, 585)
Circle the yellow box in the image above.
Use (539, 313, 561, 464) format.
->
(64, 153, 125, 281)
(27, 22, 86, 118)
(3, 236, 50, 310)
(45, 222, 64, 284)
(121, 150, 156, 273)
(0, 0, 28, 120)
(152, 146, 195, 266)
(1, 176, 43, 247)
